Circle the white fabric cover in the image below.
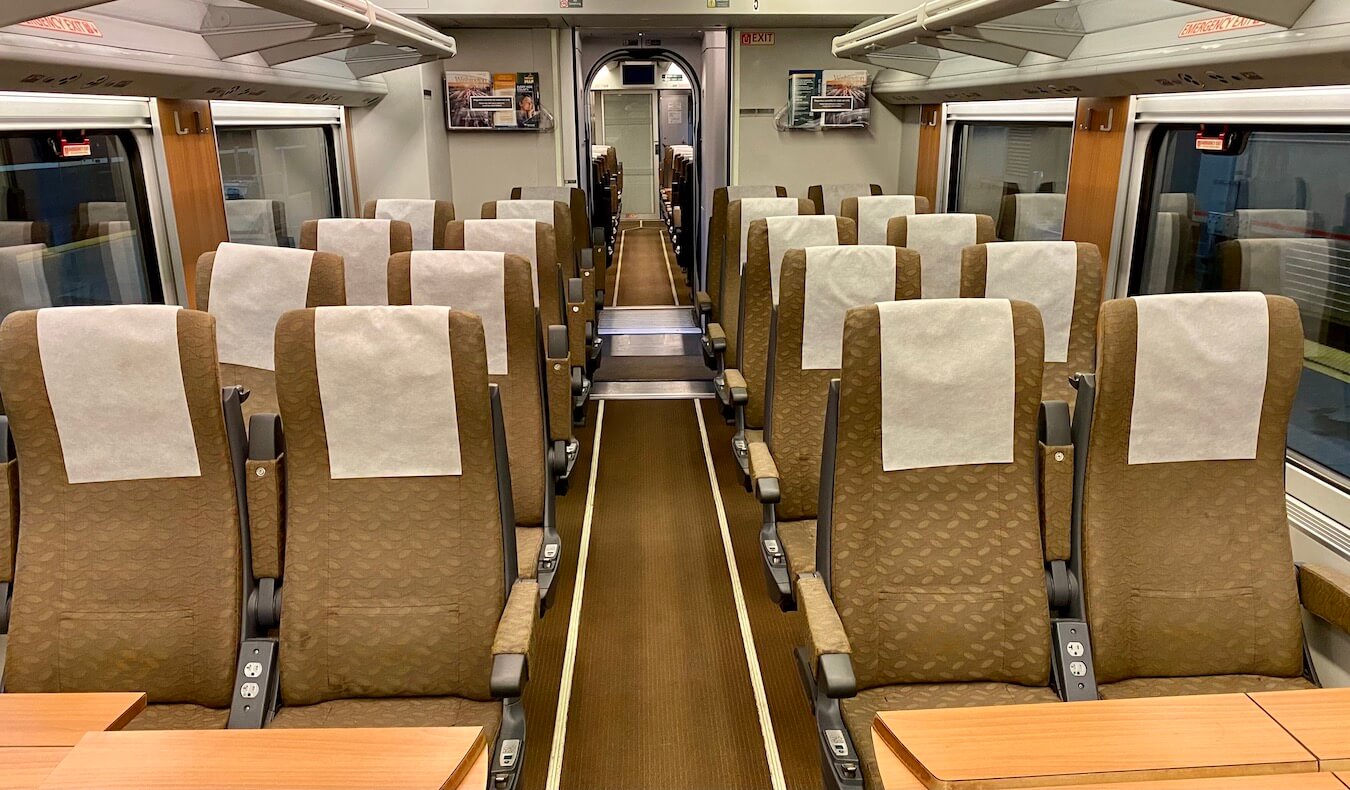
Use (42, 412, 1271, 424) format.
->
(78, 202, 128, 225)
(496, 199, 556, 227)
(375, 199, 437, 251)
(905, 213, 979, 299)
(856, 195, 917, 246)
(209, 242, 314, 371)
(315, 306, 461, 479)
(763, 215, 841, 304)
(0, 221, 37, 246)
(1237, 238, 1334, 331)
(1235, 209, 1314, 239)
(519, 186, 572, 203)
(727, 185, 779, 201)
(738, 197, 801, 268)
(983, 241, 1078, 363)
(38, 305, 200, 484)
(409, 251, 510, 376)
(1129, 292, 1269, 465)
(802, 246, 897, 371)
(1147, 213, 1182, 294)
(0, 243, 50, 317)
(878, 298, 1015, 471)
(1010, 193, 1066, 241)
(463, 219, 540, 306)
(224, 200, 280, 246)
(316, 219, 392, 306)
(820, 183, 873, 217)
(1158, 192, 1195, 218)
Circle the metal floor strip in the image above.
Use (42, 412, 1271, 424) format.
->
(592, 381, 716, 400)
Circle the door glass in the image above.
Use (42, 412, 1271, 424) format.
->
(1132, 127, 1350, 480)
(0, 131, 159, 320)
(601, 92, 656, 217)
(950, 122, 1074, 240)
(216, 126, 339, 247)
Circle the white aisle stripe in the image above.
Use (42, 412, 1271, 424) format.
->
(694, 401, 788, 790)
(659, 227, 680, 306)
(610, 228, 628, 306)
(544, 401, 607, 790)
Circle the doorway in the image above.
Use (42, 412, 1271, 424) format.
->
(599, 91, 658, 218)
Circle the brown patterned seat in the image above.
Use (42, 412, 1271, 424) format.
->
(0, 305, 246, 729)
(960, 241, 1102, 406)
(749, 245, 920, 606)
(806, 183, 882, 216)
(360, 199, 455, 251)
(269, 305, 537, 784)
(1081, 293, 1350, 700)
(698, 186, 786, 374)
(799, 298, 1061, 789)
(840, 195, 930, 246)
(299, 218, 413, 306)
(389, 251, 571, 609)
(886, 213, 996, 298)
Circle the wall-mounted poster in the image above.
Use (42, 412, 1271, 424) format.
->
(782, 68, 871, 130)
(445, 71, 543, 130)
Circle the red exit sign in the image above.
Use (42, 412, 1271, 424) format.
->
(740, 32, 775, 46)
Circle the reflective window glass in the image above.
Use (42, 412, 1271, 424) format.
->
(950, 121, 1074, 240)
(217, 126, 339, 247)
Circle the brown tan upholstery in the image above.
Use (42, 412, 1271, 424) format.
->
(887, 214, 997, 247)
(299, 221, 413, 258)
(0, 454, 15, 586)
(740, 216, 856, 429)
(269, 695, 500, 731)
(482, 200, 576, 278)
(195, 246, 346, 420)
(1098, 675, 1314, 699)
(299, 219, 413, 306)
(704, 186, 786, 323)
(806, 184, 882, 215)
(443, 220, 563, 331)
(271, 307, 508, 712)
(0, 220, 51, 247)
(887, 214, 996, 299)
(360, 199, 455, 250)
(0, 307, 242, 727)
(1299, 564, 1350, 637)
(840, 196, 930, 247)
(960, 242, 1102, 406)
(512, 187, 592, 259)
(769, 248, 921, 576)
(1083, 294, 1307, 696)
(123, 704, 231, 731)
(723, 198, 814, 366)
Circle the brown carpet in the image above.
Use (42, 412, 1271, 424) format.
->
(558, 400, 774, 790)
(608, 222, 691, 307)
(592, 354, 713, 383)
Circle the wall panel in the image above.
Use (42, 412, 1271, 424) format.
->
(155, 98, 227, 307)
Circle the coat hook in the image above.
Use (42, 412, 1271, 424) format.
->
(172, 111, 190, 135)
(193, 111, 209, 134)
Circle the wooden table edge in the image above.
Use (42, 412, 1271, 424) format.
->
(108, 693, 148, 732)
(444, 726, 488, 790)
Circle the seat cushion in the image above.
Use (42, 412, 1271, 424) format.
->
(1098, 674, 1315, 700)
(516, 526, 543, 579)
(843, 682, 1060, 790)
(124, 703, 230, 731)
(779, 519, 815, 578)
(269, 696, 501, 733)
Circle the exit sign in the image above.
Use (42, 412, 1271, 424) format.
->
(740, 32, 775, 46)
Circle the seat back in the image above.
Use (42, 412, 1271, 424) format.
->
(300, 219, 413, 306)
(741, 214, 855, 428)
(841, 195, 930, 246)
(1082, 293, 1305, 684)
(961, 241, 1102, 405)
(74, 201, 128, 240)
(0, 244, 51, 319)
(887, 213, 996, 298)
(389, 251, 547, 529)
(998, 193, 1066, 241)
(0, 305, 242, 705)
(724, 197, 812, 365)
(770, 246, 920, 521)
(225, 199, 289, 247)
(830, 298, 1049, 691)
(514, 187, 591, 250)
(1217, 237, 1339, 342)
(195, 243, 346, 417)
(1233, 208, 1317, 239)
(807, 183, 882, 216)
(484, 200, 575, 278)
(1144, 211, 1194, 293)
(707, 186, 785, 321)
(274, 305, 507, 705)
(444, 219, 562, 328)
(1158, 192, 1196, 219)
(361, 199, 455, 251)
(0, 221, 49, 247)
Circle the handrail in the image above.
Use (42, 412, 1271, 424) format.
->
(832, 0, 1049, 59)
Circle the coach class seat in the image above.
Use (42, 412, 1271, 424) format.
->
(361, 199, 455, 251)
(807, 184, 882, 216)
(998, 193, 1067, 241)
(887, 213, 996, 298)
(699, 185, 785, 365)
(225, 199, 290, 247)
(840, 195, 929, 247)
(300, 218, 413, 306)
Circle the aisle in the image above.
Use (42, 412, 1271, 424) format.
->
(607, 221, 690, 307)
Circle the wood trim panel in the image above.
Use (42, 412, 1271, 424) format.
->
(155, 99, 228, 308)
(1062, 96, 1131, 278)
(915, 104, 943, 208)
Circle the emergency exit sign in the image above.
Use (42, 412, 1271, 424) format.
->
(740, 32, 775, 46)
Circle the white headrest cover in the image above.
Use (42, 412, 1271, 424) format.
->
(1158, 192, 1194, 218)
(317, 218, 391, 306)
(0, 221, 37, 246)
(497, 199, 556, 227)
(821, 184, 872, 216)
(409, 251, 510, 376)
(519, 187, 572, 203)
(738, 197, 801, 266)
(38, 305, 200, 484)
(905, 213, 979, 299)
(802, 246, 897, 371)
(878, 298, 1015, 471)
(856, 195, 917, 246)
(224, 200, 280, 246)
(1011, 193, 1066, 241)
(727, 185, 779, 201)
(763, 215, 841, 304)
(1235, 209, 1313, 239)
(983, 241, 1078, 363)
(80, 202, 128, 224)
(375, 199, 437, 251)
(1129, 292, 1269, 465)
(463, 219, 540, 306)
(0, 243, 50, 316)
(209, 242, 314, 371)
(1147, 213, 1182, 294)
(315, 306, 461, 479)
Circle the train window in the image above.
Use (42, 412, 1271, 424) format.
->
(949, 121, 1073, 240)
(1132, 127, 1350, 481)
(216, 125, 340, 247)
(0, 131, 160, 320)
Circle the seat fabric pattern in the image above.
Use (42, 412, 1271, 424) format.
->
(722, 197, 810, 365)
(707, 187, 786, 321)
(960, 242, 1101, 406)
(483, 201, 576, 278)
(0, 310, 242, 711)
(843, 682, 1061, 790)
(273, 309, 505, 707)
(360, 200, 455, 250)
(125, 703, 231, 731)
(779, 519, 815, 577)
(831, 302, 1050, 691)
(443, 221, 563, 329)
(269, 695, 501, 733)
(1083, 296, 1306, 684)
(515, 526, 543, 580)
(1097, 674, 1315, 700)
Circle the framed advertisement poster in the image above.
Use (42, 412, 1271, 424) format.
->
(783, 68, 871, 130)
(445, 71, 543, 131)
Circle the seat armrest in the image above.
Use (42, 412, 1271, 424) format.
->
(1038, 441, 1073, 564)
(545, 325, 574, 444)
(1299, 563, 1350, 636)
(491, 580, 540, 698)
(245, 414, 285, 584)
(696, 291, 713, 317)
(565, 277, 587, 367)
(748, 441, 781, 504)
(706, 322, 727, 354)
(716, 367, 749, 408)
(797, 574, 855, 699)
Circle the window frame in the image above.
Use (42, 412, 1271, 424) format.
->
(944, 119, 1076, 216)
(214, 123, 345, 232)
